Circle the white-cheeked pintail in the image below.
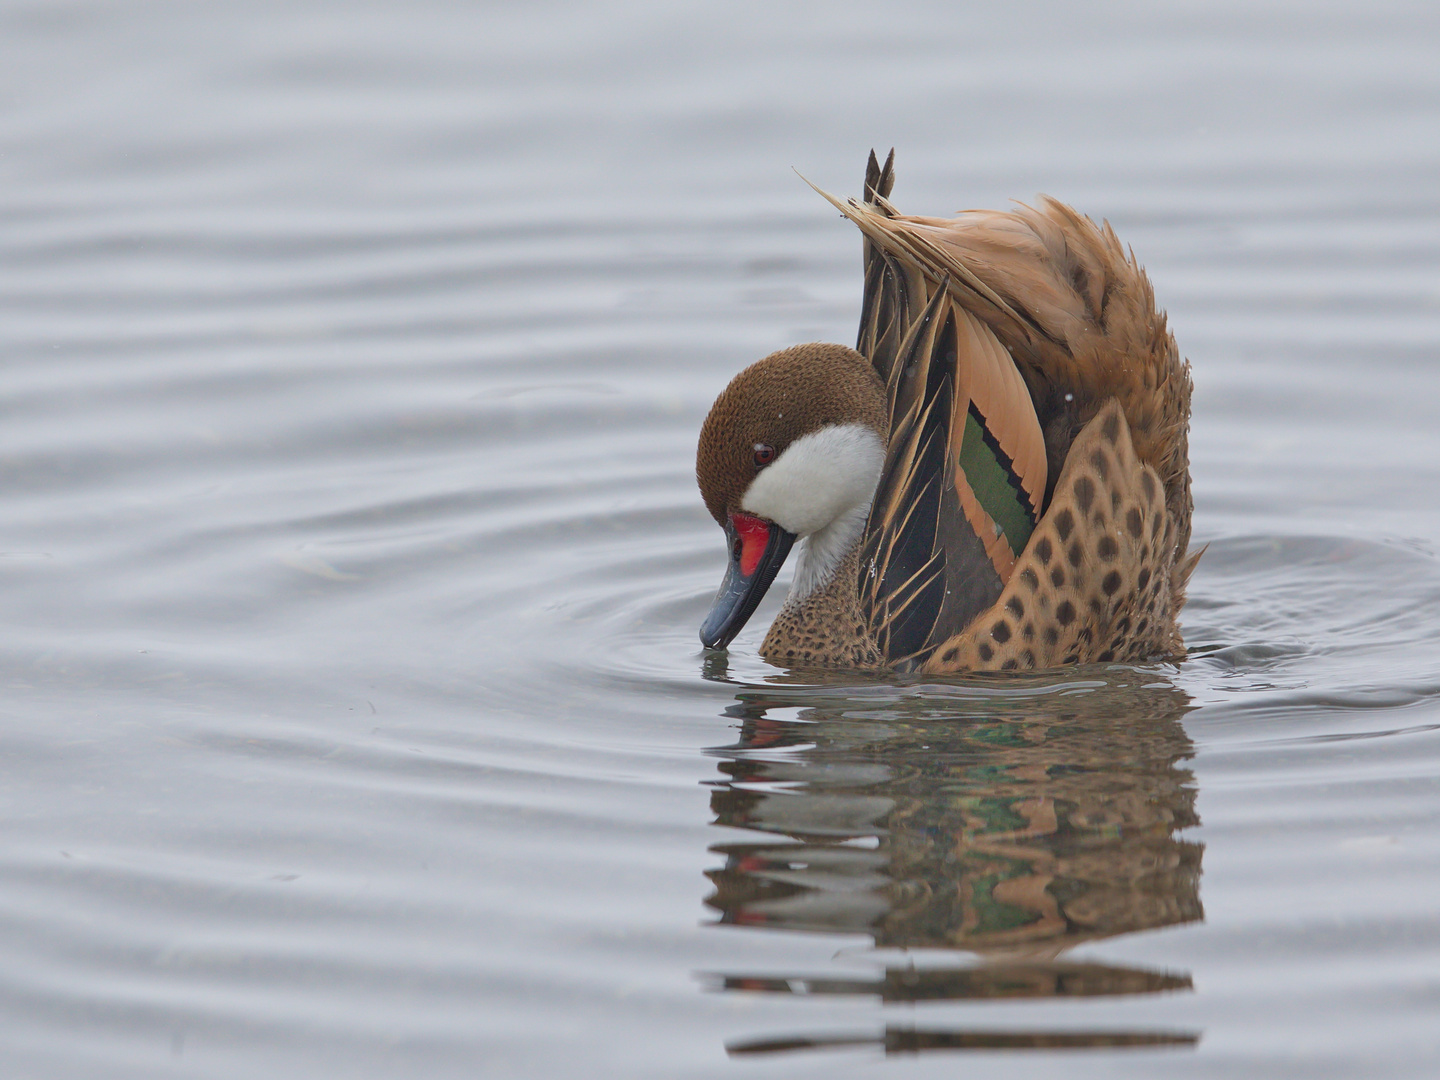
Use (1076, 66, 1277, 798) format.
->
(697, 150, 1196, 672)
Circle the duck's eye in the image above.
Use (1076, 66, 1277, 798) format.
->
(753, 443, 776, 467)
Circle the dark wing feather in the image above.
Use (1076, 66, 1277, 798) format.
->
(863, 147, 894, 203)
(855, 150, 928, 389)
(859, 284, 1012, 669)
(847, 154, 1049, 669)
(857, 250, 925, 389)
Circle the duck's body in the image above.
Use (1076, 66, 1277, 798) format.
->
(697, 151, 1195, 672)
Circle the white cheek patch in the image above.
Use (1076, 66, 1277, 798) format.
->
(740, 422, 885, 537)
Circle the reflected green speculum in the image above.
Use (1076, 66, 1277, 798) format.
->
(700, 674, 1203, 1055)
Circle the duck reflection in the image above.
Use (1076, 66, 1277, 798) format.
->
(700, 670, 1202, 1055)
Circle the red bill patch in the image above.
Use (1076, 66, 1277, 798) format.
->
(730, 512, 772, 577)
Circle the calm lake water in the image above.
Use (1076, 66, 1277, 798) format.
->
(2, 1, 1439, 1077)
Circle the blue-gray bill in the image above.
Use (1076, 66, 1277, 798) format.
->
(699, 513, 796, 650)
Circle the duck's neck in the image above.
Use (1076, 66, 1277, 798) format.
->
(759, 505, 880, 667)
(788, 502, 869, 604)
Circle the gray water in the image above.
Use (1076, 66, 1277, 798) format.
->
(3, 1, 1440, 1077)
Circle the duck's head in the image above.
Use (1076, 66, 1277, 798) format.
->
(695, 343, 887, 650)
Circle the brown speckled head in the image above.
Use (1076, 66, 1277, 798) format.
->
(696, 343, 887, 524)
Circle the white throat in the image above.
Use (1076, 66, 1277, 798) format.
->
(739, 421, 885, 602)
(788, 501, 871, 602)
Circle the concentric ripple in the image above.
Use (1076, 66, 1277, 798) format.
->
(1, 2, 1439, 1078)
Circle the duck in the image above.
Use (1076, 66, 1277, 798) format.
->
(696, 150, 1196, 672)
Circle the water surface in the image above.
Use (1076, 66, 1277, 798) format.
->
(2, 1, 1439, 1077)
